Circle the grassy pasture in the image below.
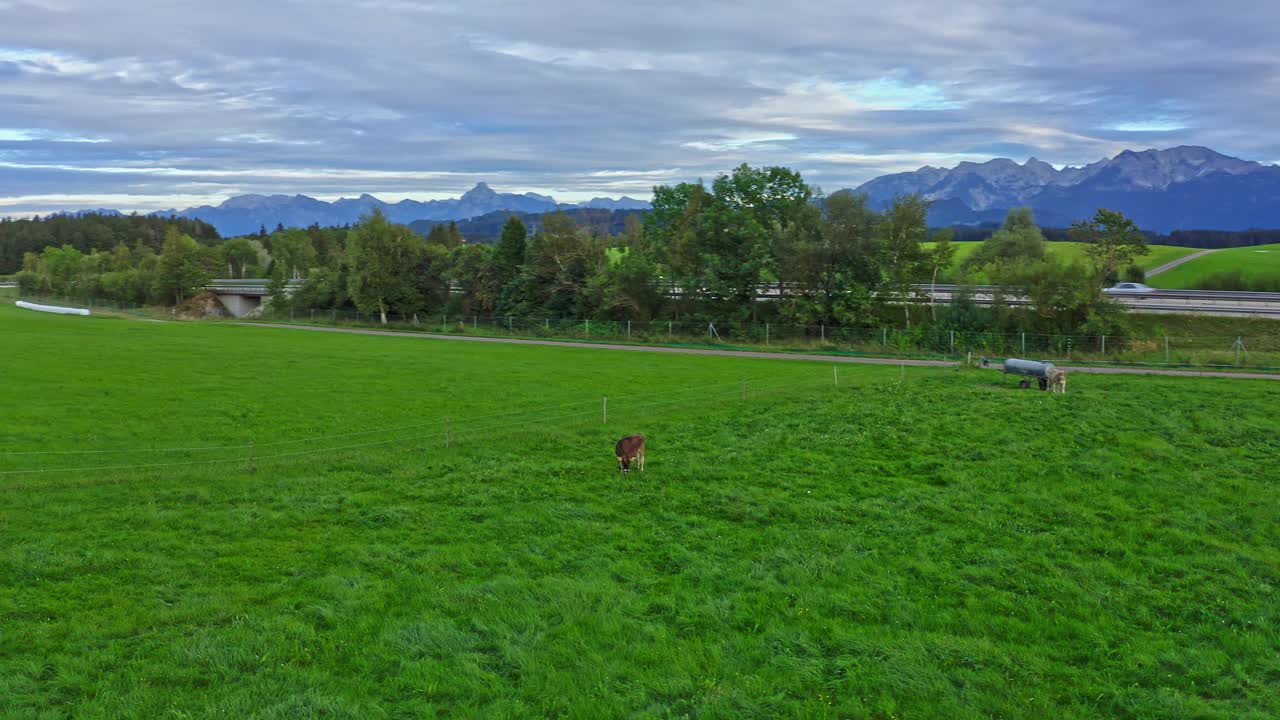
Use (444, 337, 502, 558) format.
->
(2, 304, 1278, 718)
(920, 242, 1197, 282)
(1152, 243, 1280, 290)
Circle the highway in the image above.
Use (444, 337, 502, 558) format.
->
(921, 284, 1280, 318)
(204, 279, 303, 297)
(737, 282, 1280, 318)
(197, 278, 1280, 320)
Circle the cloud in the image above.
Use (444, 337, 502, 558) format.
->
(1108, 119, 1191, 133)
(2, 0, 1280, 213)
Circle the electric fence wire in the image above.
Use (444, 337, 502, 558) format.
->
(0, 375, 783, 457)
(0, 375, 839, 479)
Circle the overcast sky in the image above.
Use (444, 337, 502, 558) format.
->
(2, 0, 1278, 214)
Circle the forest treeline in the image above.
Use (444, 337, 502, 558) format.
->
(10, 164, 1151, 335)
(0, 213, 219, 274)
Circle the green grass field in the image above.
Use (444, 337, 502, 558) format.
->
(3, 304, 1279, 718)
(919, 242, 1197, 283)
(1150, 244, 1280, 290)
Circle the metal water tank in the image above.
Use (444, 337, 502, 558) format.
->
(1002, 358, 1056, 378)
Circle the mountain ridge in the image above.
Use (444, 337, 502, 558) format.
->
(154, 185, 651, 236)
(851, 145, 1280, 232)
(41, 146, 1280, 235)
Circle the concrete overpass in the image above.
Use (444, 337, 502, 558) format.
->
(205, 279, 302, 317)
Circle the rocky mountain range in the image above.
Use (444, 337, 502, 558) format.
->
(852, 146, 1280, 232)
(155, 183, 650, 237)
(57, 146, 1280, 236)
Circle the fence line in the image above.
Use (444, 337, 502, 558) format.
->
(0, 374, 783, 458)
(251, 305, 1280, 369)
(13, 292, 1280, 369)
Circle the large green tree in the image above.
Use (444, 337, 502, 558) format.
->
(40, 245, 85, 295)
(649, 164, 812, 321)
(1070, 208, 1149, 289)
(270, 229, 317, 279)
(449, 243, 498, 316)
(425, 222, 466, 250)
(878, 194, 931, 325)
(583, 247, 665, 321)
(927, 228, 956, 321)
(221, 238, 260, 279)
(519, 213, 605, 316)
(345, 210, 424, 324)
(154, 229, 209, 304)
(776, 190, 882, 325)
(414, 242, 453, 316)
(964, 207, 1048, 276)
(492, 216, 528, 310)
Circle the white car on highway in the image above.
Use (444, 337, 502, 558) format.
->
(1103, 282, 1154, 294)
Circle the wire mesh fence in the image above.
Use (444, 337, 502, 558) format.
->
(11, 293, 1280, 369)
(251, 306, 1280, 369)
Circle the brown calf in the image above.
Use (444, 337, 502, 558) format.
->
(615, 434, 646, 474)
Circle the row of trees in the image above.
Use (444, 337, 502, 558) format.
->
(17, 229, 220, 305)
(329, 165, 1146, 334)
(11, 164, 1150, 335)
(0, 213, 219, 274)
(13, 222, 352, 306)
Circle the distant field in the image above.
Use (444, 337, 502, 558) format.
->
(921, 241, 1197, 282)
(1151, 243, 1280, 290)
(2, 305, 1279, 718)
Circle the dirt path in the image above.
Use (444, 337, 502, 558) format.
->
(1147, 248, 1220, 278)
(245, 322, 1280, 380)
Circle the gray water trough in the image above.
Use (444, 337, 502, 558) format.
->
(982, 357, 1058, 390)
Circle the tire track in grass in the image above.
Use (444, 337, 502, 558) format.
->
(1146, 248, 1221, 278)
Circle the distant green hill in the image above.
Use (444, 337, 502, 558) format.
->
(1150, 244, 1280, 291)
(920, 241, 1197, 283)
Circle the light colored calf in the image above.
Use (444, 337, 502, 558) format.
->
(1047, 368, 1067, 393)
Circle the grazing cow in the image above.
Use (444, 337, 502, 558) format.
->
(1047, 368, 1067, 394)
(615, 434, 646, 474)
